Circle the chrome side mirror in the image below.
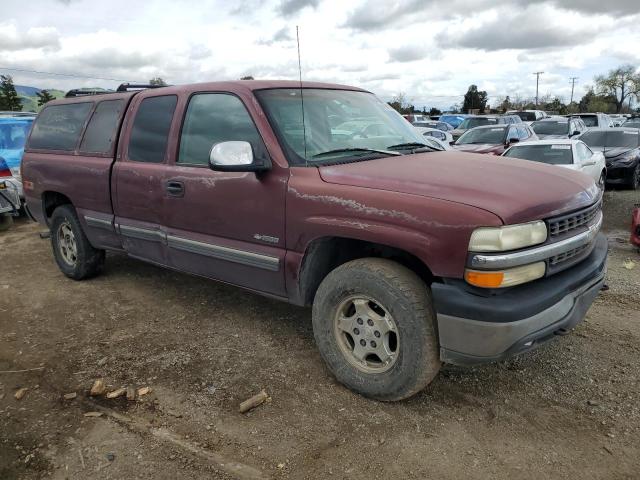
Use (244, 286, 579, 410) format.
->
(208, 141, 270, 172)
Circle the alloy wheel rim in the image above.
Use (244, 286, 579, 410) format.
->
(57, 221, 78, 266)
(333, 295, 399, 374)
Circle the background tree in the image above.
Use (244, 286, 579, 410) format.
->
(240, 75, 255, 80)
(594, 64, 640, 113)
(429, 107, 442, 116)
(36, 89, 55, 107)
(578, 88, 617, 113)
(0, 75, 23, 111)
(462, 85, 488, 113)
(149, 77, 167, 86)
(387, 92, 415, 114)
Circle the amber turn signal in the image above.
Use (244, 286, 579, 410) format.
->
(464, 270, 505, 288)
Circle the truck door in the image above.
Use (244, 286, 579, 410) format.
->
(162, 92, 288, 297)
(112, 94, 178, 265)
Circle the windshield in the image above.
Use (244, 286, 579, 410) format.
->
(504, 144, 573, 165)
(456, 127, 507, 145)
(580, 130, 639, 149)
(512, 112, 536, 121)
(622, 120, 640, 128)
(440, 115, 465, 128)
(578, 115, 598, 127)
(458, 117, 498, 130)
(531, 121, 568, 135)
(256, 89, 424, 164)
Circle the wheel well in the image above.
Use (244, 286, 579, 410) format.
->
(298, 237, 434, 306)
(42, 191, 72, 220)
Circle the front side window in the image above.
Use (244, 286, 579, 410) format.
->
(0, 121, 32, 151)
(80, 99, 125, 154)
(179, 93, 266, 165)
(504, 144, 573, 164)
(128, 95, 177, 163)
(457, 127, 507, 145)
(575, 142, 592, 162)
(256, 88, 425, 165)
(28, 103, 93, 151)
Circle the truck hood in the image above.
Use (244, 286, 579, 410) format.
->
(318, 152, 599, 224)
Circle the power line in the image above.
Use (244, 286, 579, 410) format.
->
(0, 66, 144, 83)
(533, 71, 544, 106)
(569, 77, 579, 104)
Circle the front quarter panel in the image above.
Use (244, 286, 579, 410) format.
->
(286, 167, 502, 280)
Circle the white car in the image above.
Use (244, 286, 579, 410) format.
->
(502, 139, 606, 188)
(413, 126, 453, 146)
(506, 110, 548, 125)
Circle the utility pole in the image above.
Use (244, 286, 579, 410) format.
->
(569, 77, 579, 104)
(533, 71, 544, 107)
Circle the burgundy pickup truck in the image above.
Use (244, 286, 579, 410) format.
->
(22, 81, 607, 401)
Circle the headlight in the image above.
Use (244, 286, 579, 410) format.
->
(465, 262, 546, 288)
(469, 221, 547, 252)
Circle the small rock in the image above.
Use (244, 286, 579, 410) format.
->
(106, 452, 115, 462)
(137, 386, 151, 397)
(603, 445, 614, 455)
(90, 379, 106, 396)
(97, 357, 108, 367)
(277, 463, 285, 469)
(126, 387, 136, 401)
(14, 388, 28, 400)
(63, 392, 77, 400)
(106, 388, 126, 399)
(83, 411, 103, 417)
(587, 399, 600, 406)
(206, 385, 217, 395)
(623, 259, 636, 270)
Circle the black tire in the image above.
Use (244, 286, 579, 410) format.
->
(312, 258, 440, 401)
(50, 205, 105, 280)
(630, 165, 640, 190)
(0, 213, 13, 232)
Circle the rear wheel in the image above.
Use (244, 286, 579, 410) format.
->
(312, 258, 441, 401)
(50, 205, 105, 280)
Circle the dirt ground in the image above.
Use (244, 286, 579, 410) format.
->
(1, 189, 638, 480)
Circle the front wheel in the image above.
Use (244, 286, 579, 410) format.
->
(0, 213, 13, 232)
(631, 165, 640, 190)
(50, 205, 105, 280)
(312, 258, 441, 401)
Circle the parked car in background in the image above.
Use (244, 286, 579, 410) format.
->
(413, 126, 454, 145)
(622, 117, 640, 128)
(577, 128, 640, 189)
(506, 110, 547, 124)
(573, 113, 614, 129)
(402, 114, 428, 123)
(0, 160, 21, 230)
(332, 120, 397, 140)
(413, 120, 453, 132)
(439, 114, 467, 128)
(0, 114, 36, 203)
(453, 124, 537, 155)
(451, 115, 520, 141)
(21, 80, 606, 401)
(609, 114, 626, 127)
(531, 117, 587, 139)
(503, 139, 606, 188)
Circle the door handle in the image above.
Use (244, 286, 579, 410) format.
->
(166, 180, 185, 197)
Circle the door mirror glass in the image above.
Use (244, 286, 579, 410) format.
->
(209, 141, 268, 172)
(507, 137, 519, 145)
(571, 130, 581, 137)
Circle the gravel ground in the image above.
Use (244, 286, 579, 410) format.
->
(0, 189, 638, 480)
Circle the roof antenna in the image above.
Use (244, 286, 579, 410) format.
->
(296, 25, 308, 163)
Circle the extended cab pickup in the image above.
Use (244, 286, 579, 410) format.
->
(22, 81, 607, 401)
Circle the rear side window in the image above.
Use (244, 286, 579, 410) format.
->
(80, 99, 125, 154)
(28, 103, 93, 151)
(178, 93, 265, 166)
(128, 95, 177, 163)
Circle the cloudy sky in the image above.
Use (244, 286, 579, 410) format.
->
(1, 0, 639, 108)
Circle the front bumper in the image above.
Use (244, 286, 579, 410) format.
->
(432, 233, 607, 366)
(606, 162, 636, 185)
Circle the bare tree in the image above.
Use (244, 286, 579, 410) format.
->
(594, 65, 640, 113)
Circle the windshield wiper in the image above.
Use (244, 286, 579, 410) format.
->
(387, 142, 429, 150)
(312, 147, 401, 158)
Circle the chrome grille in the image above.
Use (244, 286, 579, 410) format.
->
(549, 244, 590, 266)
(548, 201, 601, 238)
